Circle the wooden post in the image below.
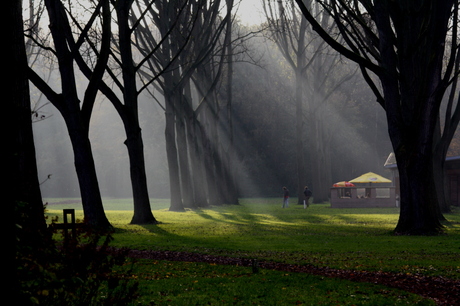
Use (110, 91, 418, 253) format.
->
(63, 209, 76, 240)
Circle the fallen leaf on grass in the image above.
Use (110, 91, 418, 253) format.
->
(121, 248, 460, 306)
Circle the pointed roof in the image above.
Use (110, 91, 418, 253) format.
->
(384, 152, 460, 169)
(349, 172, 392, 183)
(384, 152, 397, 168)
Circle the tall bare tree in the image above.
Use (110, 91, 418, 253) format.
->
(133, 0, 202, 211)
(28, 0, 112, 229)
(433, 26, 460, 213)
(223, 0, 239, 204)
(133, 0, 236, 210)
(295, 0, 459, 234)
(38, 0, 159, 224)
(104, 0, 158, 224)
(264, 0, 309, 204)
(10, 0, 45, 232)
(264, 0, 357, 203)
(9, 2, 48, 297)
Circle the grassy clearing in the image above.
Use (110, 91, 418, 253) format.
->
(122, 259, 432, 305)
(46, 198, 460, 278)
(46, 198, 460, 304)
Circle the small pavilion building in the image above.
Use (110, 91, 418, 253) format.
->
(330, 172, 396, 208)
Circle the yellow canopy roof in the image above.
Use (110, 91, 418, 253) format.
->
(349, 172, 392, 183)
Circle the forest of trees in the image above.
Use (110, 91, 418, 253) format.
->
(12, 0, 460, 234)
(28, 0, 392, 199)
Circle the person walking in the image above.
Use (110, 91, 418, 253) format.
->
(282, 187, 289, 208)
(303, 186, 312, 208)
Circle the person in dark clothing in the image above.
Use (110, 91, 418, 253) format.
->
(303, 186, 312, 207)
(282, 187, 289, 208)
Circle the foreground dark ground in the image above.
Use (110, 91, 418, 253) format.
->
(46, 200, 460, 304)
(125, 249, 460, 305)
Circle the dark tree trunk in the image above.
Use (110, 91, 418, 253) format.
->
(10, 3, 47, 298)
(209, 97, 226, 205)
(184, 82, 209, 208)
(200, 113, 220, 206)
(115, 0, 157, 224)
(165, 90, 185, 211)
(64, 114, 111, 229)
(311, 117, 331, 203)
(187, 115, 209, 207)
(224, 0, 239, 205)
(433, 69, 460, 214)
(125, 125, 158, 224)
(394, 148, 443, 234)
(295, 69, 307, 204)
(176, 104, 195, 208)
(41, 0, 111, 230)
(433, 147, 450, 214)
(375, 1, 451, 234)
(186, 118, 208, 207)
(10, 0, 46, 232)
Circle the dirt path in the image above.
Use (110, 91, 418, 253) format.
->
(126, 249, 460, 305)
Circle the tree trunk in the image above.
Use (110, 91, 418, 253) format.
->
(10, 0, 46, 235)
(387, 91, 445, 235)
(176, 100, 195, 208)
(387, 98, 444, 235)
(200, 111, 220, 206)
(295, 69, 307, 204)
(10, 4, 46, 298)
(65, 115, 111, 229)
(311, 115, 331, 203)
(125, 124, 158, 224)
(374, 1, 450, 234)
(432, 153, 450, 215)
(184, 82, 209, 208)
(433, 62, 460, 214)
(165, 91, 185, 211)
(115, 0, 157, 223)
(225, 0, 239, 205)
(210, 94, 226, 205)
(394, 148, 443, 234)
(187, 115, 209, 207)
(43, 0, 111, 230)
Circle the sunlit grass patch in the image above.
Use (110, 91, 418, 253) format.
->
(45, 198, 460, 279)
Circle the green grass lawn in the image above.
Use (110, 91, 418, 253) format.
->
(122, 259, 433, 305)
(45, 198, 460, 304)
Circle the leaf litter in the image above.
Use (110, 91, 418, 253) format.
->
(123, 248, 459, 305)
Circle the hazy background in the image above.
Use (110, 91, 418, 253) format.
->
(31, 31, 394, 200)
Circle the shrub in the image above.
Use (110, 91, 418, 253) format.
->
(16, 203, 138, 305)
